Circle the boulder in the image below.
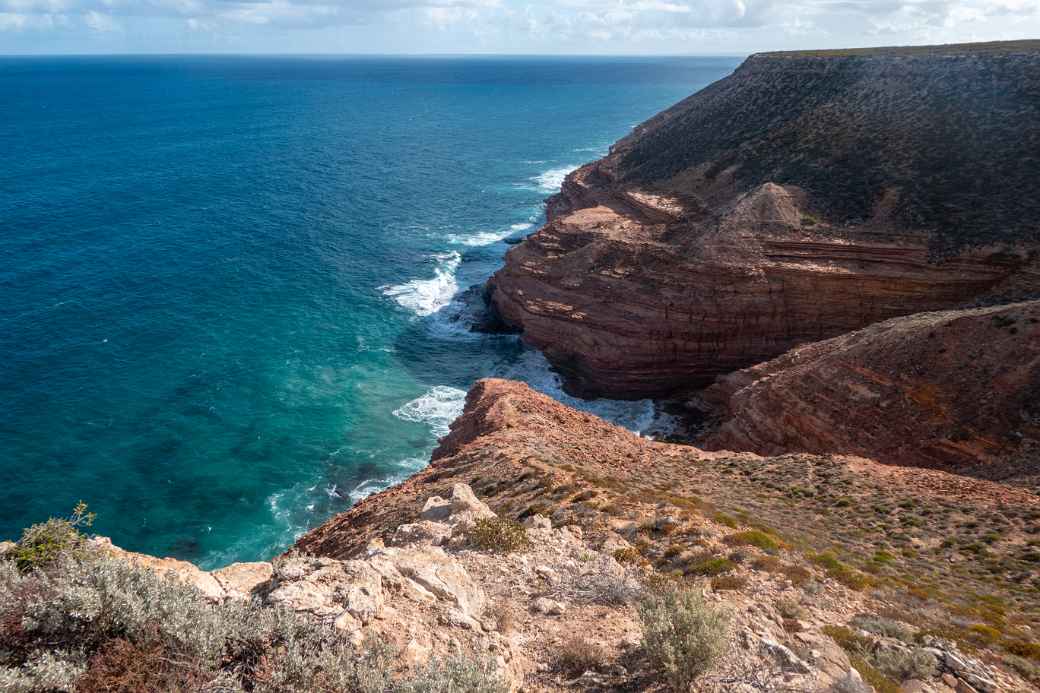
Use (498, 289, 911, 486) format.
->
(391, 520, 452, 547)
(211, 561, 273, 600)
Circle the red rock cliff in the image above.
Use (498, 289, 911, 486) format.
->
(486, 42, 1040, 399)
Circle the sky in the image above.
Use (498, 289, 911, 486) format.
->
(0, 0, 1037, 55)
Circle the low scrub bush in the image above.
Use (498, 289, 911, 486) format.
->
(554, 636, 609, 677)
(722, 530, 781, 553)
(637, 585, 729, 691)
(468, 518, 531, 553)
(685, 554, 735, 577)
(1005, 654, 1040, 684)
(810, 551, 871, 590)
(397, 656, 508, 693)
(872, 647, 938, 682)
(848, 655, 900, 693)
(571, 555, 642, 606)
(850, 614, 915, 642)
(0, 512, 506, 693)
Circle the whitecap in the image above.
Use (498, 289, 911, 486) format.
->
(348, 478, 386, 502)
(510, 222, 533, 232)
(393, 385, 467, 437)
(531, 165, 578, 193)
(446, 229, 513, 247)
(496, 349, 676, 437)
(380, 251, 461, 317)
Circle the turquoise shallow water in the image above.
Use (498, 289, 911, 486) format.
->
(0, 56, 740, 568)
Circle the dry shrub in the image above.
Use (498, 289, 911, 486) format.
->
(554, 636, 609, 677)
(76, 637, 208, 693)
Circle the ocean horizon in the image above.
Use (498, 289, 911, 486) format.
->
(1, 55, 740, 568)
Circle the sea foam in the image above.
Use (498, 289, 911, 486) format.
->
(498, 349, 676, 437)
(531, 165, 578, 193)
(392, 384, 467, 437)
(381, 251, 461, 317)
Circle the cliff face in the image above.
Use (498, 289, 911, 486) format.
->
(486, 42, 1040, 399)
(701, 301, 1040, 489)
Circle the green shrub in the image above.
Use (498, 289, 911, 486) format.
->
(12, 502, 95, 573)
(0, 551, 395, 693)
(722, 530, 781, 553)
(685, 556, 735, 577)
(823, 625, 873, 655)
(713, 513, 738, 528)
(1, 535, 507, 693)
(1005, 638, 1040, 661)
(848, 655, 900, 693)
(468, 518, 530, 553)
(1005, 654, 1040, 684)
(810, 552, 871, 590)
(871, 550, 896, 564)
(637, 585, 729, 691)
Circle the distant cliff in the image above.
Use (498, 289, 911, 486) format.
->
(486, 41, 1040, 399)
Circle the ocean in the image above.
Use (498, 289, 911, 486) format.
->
(0, 55, 740, 568)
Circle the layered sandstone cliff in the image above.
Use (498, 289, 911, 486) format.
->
(486, 42, 1040, 399)
(700, 301, 1040, 488)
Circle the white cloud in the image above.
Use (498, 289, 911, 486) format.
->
(0, 0, 1037, 49)
(83, 8, 117, 29)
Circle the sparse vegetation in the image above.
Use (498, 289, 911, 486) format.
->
(637, 585, 729, 691)
(871, 647, 938, 682)
(1, 510, 504, 693)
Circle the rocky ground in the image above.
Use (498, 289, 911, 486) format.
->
(293, 379, 1040, 691)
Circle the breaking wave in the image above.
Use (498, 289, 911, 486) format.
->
(380, 251, 461, 317)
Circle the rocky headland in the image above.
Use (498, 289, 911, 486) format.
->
(486, 41, 1040, 400)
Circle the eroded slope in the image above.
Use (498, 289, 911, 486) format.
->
(700, 301, 1040, 490)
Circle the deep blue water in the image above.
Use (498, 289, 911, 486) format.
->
(0, 55, 740, 568)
